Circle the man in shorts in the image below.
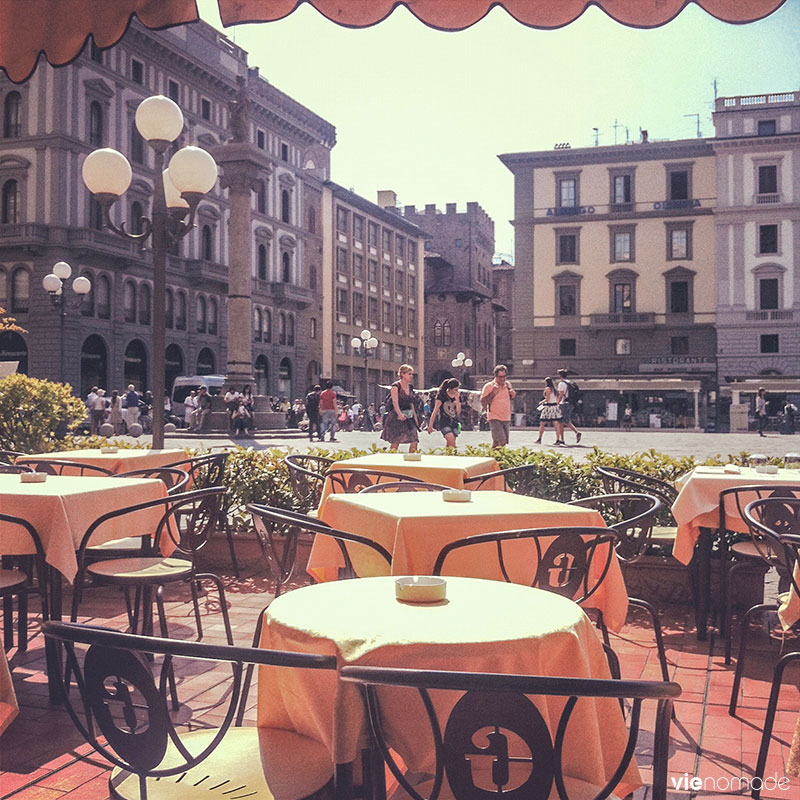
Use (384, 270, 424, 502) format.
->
(480, 364, 516, 448)
(557, 368, 582, 444)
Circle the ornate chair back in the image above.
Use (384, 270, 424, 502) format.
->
(116, 467, 189, 495)
(327, 468, 423, 494)
(359, 481, 451, 494)
(18, 459, 112, 476)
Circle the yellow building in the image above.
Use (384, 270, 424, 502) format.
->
(499, 137, 717, 428)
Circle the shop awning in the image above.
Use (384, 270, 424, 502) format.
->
(512, 377, 704, 393)
(0, 0, 786, 83)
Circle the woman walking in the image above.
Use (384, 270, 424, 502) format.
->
(535, 376, 564, 445)
(427, 377, 462, 448)
(381, 364, 420, 451)
(109, 390, 123, 435)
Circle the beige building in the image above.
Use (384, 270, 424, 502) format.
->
(499, 137, 717, 427)
(321, 185, 425, 405)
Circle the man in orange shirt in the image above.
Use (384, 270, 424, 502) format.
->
(318, 381, 338, 443)
(480, 364, 516, 448)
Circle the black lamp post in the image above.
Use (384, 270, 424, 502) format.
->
(81, 95, 218, 448)
(451, 351, 473, 387)
(351, 328, 378, 404)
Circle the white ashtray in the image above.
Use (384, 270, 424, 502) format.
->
(403, 453, 422, 461)
(442, 489, 471, 503)
(723, 464, 741, 474)
(100, 447, 118, 454)
(395, 576, 446, 604)
(756, 464, 779, 474)
(20, 472, 47, 483)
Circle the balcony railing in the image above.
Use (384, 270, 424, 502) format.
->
(590, 312, 656, 328)
(755, 193, 780, 204)
(0, 222, 48, 242)
(270, 282, 313, 307)
(745, 310, 794, 322)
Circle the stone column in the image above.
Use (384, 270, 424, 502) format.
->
(212, 142, 271, 388)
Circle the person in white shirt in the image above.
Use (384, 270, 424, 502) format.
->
(184, 390, 197, 429)
(556, 368, 582, 444)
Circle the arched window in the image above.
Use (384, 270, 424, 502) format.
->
(131, 122, 144, 164)
(308, 206, 316, 233)
(165, 288, 174, 329)
(281, 189, 290, 223)
(11, 268, 28, 313)
(80, 271, 95, 316)
(131, 201, 144, 235)
(256, 181, 266, 214)
(264, 309, 272, 343)
(282, 251, 291, 283)
(89, 101, 103, 147)
(442, 320, 451, 347)
(279, 312, 286, 345)
(123, 280, 136, 322)
(176, 291, 187, 330)
(202, 225, 213, 261)
(208, 297, 218, 335)
(257, 244, 267, 280)
(287, 314, 295, 346)
(433, 320, 443, 346)
(97, 275, 111, 319)
(138, 283, 151, 325)
(0, 269, 7, 306)
(3, 91, 21, 138)
(1, 179, 18, 224)
(254, 307, 262, 342)
(197, 295, 207, 333)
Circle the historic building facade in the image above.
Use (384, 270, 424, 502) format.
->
(400, 202, 496, 388)
(499, 137, 717, 426)
(0, 18, 334, 400)
(320, 185, 425, 406)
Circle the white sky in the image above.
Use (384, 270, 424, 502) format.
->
(195, 0, 800, 257)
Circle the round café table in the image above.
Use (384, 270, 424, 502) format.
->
(257, 576, 641, 798)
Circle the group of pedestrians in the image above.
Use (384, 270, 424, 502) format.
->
(85, 384, 156, 436)
(223, 386, 255, 436)
(534, 368, 582, 446)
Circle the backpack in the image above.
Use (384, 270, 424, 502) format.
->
(565, 380, 582, 405)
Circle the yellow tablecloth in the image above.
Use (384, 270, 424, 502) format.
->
(0, 643, 17, 737)
(257, 576, 641, 799)
(672, 467, 800, 565)
(319, 453, 502, 503)
(0, 474, 168, 583)
(314, 490, 628, 631)
(18, 448, 186, 475)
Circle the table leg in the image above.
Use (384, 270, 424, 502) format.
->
(45, 567, 63, 704)
(688, 527, 713, 641)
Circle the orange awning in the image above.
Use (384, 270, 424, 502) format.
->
(0, 0, 786, 84)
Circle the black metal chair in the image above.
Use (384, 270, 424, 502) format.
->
(284, 453, 334, 508)
(729, 497, 800, 717)
(43, 620, 337, 800)
(1, 513, 48, 652)
(568, 493, 670, 681)
(463, 462, 538, 494)
(359, 481, 451, 493)
(433, 527, 617, 609)
(117, 466, 190, 494)
(0, 462, 32, 473)
(327, 468, 423, 494)
(16, 458, 113, 476)
(163, 453, 238, 576)
(718, 485, 800, 663)
(0, 449, 26, 464)
(340, 664, 680, 800)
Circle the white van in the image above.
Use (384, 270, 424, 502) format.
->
(171, 375, 226, 421)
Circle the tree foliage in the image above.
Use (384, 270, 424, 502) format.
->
(0, 374, 86, 452)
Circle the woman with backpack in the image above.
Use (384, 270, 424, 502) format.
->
(427, 377, 462, 448)
(380, 364, 419, 451)
(557, 368, 582, 444)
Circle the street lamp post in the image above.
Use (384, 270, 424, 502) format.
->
(42, 261, 91, 383)
(451, 351, 473, 387)
(351, 328, 378, 404)
(81, 95, 218, 449)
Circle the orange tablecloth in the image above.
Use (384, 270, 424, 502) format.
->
(672, 467, 800, 565)
(0, 644, 17, 737)
(314, 490, 628, 631)
(0, 474, 168, 583)
(319, 453, 502, 503)
(258, 576, 641, 798)
(18, 448, 186, 475)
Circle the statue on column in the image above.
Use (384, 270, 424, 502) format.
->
(228, 75, 251, 143)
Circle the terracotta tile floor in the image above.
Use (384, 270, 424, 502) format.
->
(2, 570, 800, 800)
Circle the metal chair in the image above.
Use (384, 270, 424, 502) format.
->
(433, 526, 617, 608)
(340, 664, 680, 800)
(17, 458, 113, 476)
(359, 481, 451, 493)
(0, 462, 32, 473)
(463, 462, 539, 493)
(117, 466, 190, 494)
(327, 468, 423, 494)
(568, 493, 670, 681)
(284, 453, 334, 508)
(729, 497, 800, 717)
(718, 485, 800, 663)
(43, 621, 337, 800)
(0, 449, 25, 464)
(163, 453, 238, 576)
(1, 513, 48, 651)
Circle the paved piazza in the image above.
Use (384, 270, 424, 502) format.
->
(151, 427, 800, 462)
